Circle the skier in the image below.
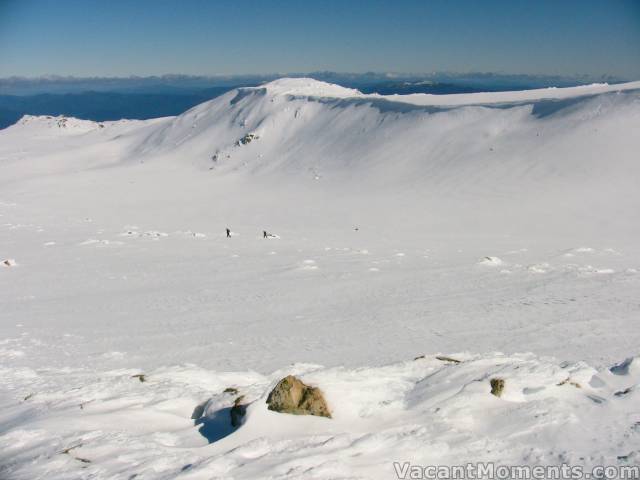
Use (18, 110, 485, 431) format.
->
(263, 230, 268, 239)
(226, 228, 231, 238)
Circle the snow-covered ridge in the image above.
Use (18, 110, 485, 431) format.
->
(123, 76, 640, 185)
(368, 80, 640, 106)
(13, 114, 150, 134)
(16, 114, 106, 133)
(229, 77, 640, 105)
(6, 78, 640, 138)
(3, 77, 640, 193)
(245, 77, 362, 98)
(242, 77, 640, 106)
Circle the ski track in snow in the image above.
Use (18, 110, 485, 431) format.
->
(1, 78, 640, 479)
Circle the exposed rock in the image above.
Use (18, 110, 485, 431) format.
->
(2, 259, 17, 267)
(266, 375, 331, 418)
(614, 387, 633, 397)
(238, 133, 259, 145)
(490, 377, 505, 397)
(230, 395, 247, 427)
(414, 354, 461, 363)
(191, 400, 207, 420)
(436, 355, 461, 364)
(131, 374, 146, 383)
(557, 377, 581, 388)
(223, 387, 239, 395)
(60, 444, 91, 464)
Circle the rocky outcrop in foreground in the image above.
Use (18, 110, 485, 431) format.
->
(266, 375, 331, 418)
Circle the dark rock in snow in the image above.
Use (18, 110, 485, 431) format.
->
(230, 395, 247, 427)
(490, 378, 505, 397)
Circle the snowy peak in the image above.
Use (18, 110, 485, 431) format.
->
(10, 114, 148, 135)
(248, 77, 362, 98)
(15, 114, 105, 133)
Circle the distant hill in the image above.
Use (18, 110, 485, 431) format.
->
(0, 88, 238, 129)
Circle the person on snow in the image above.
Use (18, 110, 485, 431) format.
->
(263, 230, 268, 239)
(226, 228, 231, 238)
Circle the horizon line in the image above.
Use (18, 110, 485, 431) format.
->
(0, 71, 631, 82)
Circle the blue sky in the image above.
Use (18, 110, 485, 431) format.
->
(0, 0, 638, 78)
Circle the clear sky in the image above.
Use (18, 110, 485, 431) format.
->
(0, 0, 638, 79)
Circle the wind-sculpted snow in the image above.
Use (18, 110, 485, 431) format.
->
(1, 78, 640, 478)
(1, 353, 638, 479)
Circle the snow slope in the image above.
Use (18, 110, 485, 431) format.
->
(1, 78, 639, 479)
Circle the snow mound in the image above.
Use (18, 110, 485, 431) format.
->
(2, 258, 17, 267)
(15, 115, 104, 133)
(478, 256, 504, 266)
(7, 115, 148, 137)
(253, 77, 362, 98)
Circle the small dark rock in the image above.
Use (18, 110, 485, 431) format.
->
(436, 355, 461, 364)
(615, 387, 633, 397)
(556, 377, 581, 388)
(230, 395, 247, 427)
(490, 378, 505, 397)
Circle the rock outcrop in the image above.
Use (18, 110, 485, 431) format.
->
(490, 377, 505, 397)
(266, 375, 331, 418)
(230, 395, 247, 427)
